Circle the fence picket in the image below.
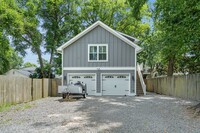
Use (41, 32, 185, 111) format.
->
(0, 75, 62, 105)
(146, 74, 200, 101)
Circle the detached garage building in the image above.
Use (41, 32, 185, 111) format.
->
(57, 21, 145, 96)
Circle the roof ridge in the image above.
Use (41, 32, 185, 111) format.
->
(57, 21, 142, 53)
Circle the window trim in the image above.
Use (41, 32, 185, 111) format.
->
(88, 44, 108, 62)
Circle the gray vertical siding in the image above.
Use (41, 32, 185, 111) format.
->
(63, 26, 135, 67)
(63, 70, 135, 94)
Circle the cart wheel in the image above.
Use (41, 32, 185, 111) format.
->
(83, 94, 86, 98)
(62, 94, 66, 99)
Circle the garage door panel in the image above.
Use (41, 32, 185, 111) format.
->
(102, 74, 130, 95)
(81, 76, 96, 93)
(69, 74, 96, 95)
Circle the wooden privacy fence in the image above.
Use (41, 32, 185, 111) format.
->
(0, 76, 61, 105)
(48, 78, 62, 97)
(146, 74, 200, 101)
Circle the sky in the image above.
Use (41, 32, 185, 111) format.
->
(23, 48, 50, 66)
(23, 0, 156, 66)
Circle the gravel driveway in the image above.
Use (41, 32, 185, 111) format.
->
(0, 93, 200, 133)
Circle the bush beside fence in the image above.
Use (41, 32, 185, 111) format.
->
(146, 74, 200, 101)
(0, 76, 61, 105)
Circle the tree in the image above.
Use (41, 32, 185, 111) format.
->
(0, 0, 44, 74)
(23, 62, 37, 68)
(8, 49, 23, 69)
(132, 0, 200, 76)
(153, 0, 200, 75)
(0, 0, 24, 34)
(0, 42, 23, 74)
(127, 0, 163, 77)
(0, 32, 10, 74)
(79, 0, 150, 37)
(38, 0, 81, 78)
(30, 59, 55, 78)
(0, 0, 24, 74)
(127, 0, 148, 20)
(11, 0, 45, 77)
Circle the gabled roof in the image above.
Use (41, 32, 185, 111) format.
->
(17, 69, 33, 77)
(57, 21, 142, 53)
(4, 67, 36, 77)
(21, 67, 36, 72)
(116, 31, 140, 43)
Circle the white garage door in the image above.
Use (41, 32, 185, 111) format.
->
(102, 74, 130, 95)
(68, 74, 96, 95)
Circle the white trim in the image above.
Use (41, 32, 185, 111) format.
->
(100, 67, 135, 70)
(95, 93, 102, 96)
(62, 49, 64, 85)
(137, 64, 146, 95)
(101, 73, 132, 96)
(88, 44, 108, 62)
(129, 93, 136, 96)
(128, 73, 131, 96)
(98, 22, 141, 52)
(129, 73, 131, 96)
(135, 50, 137, 95)
(67, 73, 97, 95)
(116, 31, 140, 43)
(63, 67, 135, 70)
(57, 21, 142, 53)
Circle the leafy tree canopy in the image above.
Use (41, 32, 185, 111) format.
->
(23, 62, 37, 68)
(1, 0, 199, 78)
(138, 0, 200, 76)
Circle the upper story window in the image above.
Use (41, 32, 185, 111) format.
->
(88, 44, 108, 62)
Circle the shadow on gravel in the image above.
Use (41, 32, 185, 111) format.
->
(67, 96, 142, 132)
(29, 93, 199, 133)
(56, 96, 85, 102)
(187, 103, 200, 118)
(32, 122, 57, 127)
(66, 93, 199, 132)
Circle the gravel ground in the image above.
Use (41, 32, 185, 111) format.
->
(0, 93, 200, 133)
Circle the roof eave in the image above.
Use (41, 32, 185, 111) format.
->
(57, 47, 62, 54)
(136, 47, 143, 54)
(116, 31, 140, 43)
(59, 21, 101, 51)
(98, 21, 140, 49)
(58, 21, 142, 52)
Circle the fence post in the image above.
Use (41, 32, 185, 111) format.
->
(48, 79, 52, 97)
(42, 78, 44, 98)
(197, 74, 200, 101)
(31, 78, 33, 101)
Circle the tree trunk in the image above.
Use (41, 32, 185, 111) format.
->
(47, 8, 59, 79)
(35, 47, 44, 78)
(167, 57, 175, 76)
(48, 48, 54, 78)
(35, 47, 44, 98)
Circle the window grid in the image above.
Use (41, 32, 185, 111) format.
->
(88, 44, 108, 62)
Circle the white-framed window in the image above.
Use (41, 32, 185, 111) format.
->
(88, 44, 108, 62)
